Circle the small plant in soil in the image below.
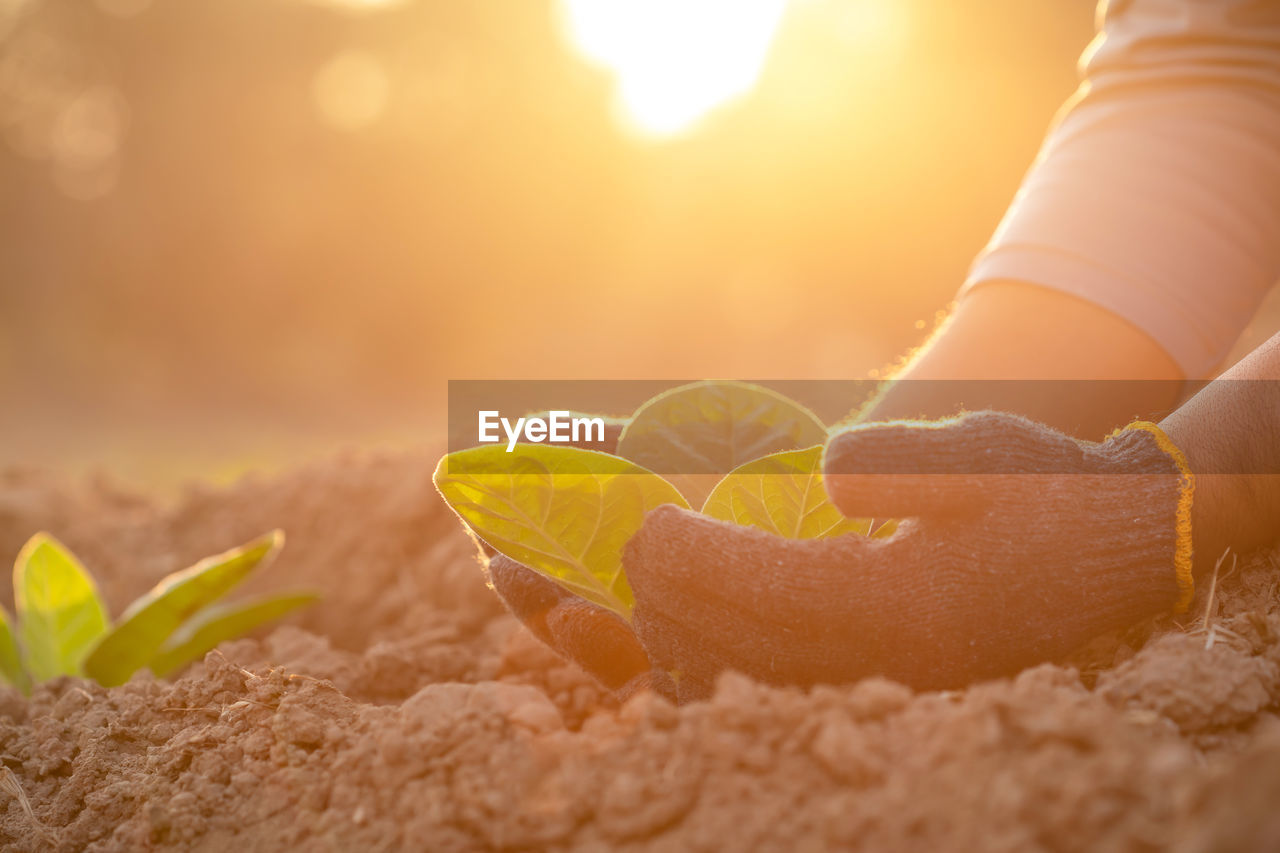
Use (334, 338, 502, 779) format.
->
(0, 530, 318, 692)
(435, 380, 894, 621)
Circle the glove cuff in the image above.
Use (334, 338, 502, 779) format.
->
(1116, 420, 1196, 613)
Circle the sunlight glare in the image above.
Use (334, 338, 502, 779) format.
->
(558, 0, 790, 138)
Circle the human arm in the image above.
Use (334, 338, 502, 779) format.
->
(863, 0, 1280, 436)
(861, 282, 1185, 437)
(1162, 332, 1280, 574)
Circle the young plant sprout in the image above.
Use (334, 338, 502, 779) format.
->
(0, 530, 318, 692)
(435, 381, 890, 622)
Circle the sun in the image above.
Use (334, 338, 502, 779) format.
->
(558, 0, 791, 138)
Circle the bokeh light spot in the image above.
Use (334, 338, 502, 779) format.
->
(51, 85, 127, 169)
(50, 84, 128, 200)
(312, 50, 389, 132)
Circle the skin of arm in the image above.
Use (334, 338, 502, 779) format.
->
(1161, 332, 1280, 575)
(860, 280, 1186, 436)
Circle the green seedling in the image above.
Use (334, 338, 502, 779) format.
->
(145, 591, 322, 678)
(436, 444, 688, 616)
(702, 445, 873, 538)
(435, 381, 889, 621)
(13, 536, 108, 685)
(617, 379, 828, 507)
(0, 531, 318, 693)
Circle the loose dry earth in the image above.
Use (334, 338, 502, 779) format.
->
(2, 449, 1280, 851)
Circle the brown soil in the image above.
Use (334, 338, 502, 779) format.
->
(2, 451, 1280, 851)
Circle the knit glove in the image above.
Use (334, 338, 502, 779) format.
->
(486, 552, 675, 700)
(489, 411, 1194, 703)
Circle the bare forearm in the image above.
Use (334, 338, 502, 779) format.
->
(1160, 334, 1280, 575)
(860, 281, 1185, 437)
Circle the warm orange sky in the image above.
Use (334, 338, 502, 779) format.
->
(0, 0, 1100, 488)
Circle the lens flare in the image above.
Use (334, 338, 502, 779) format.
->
(558, 0, 790, 138)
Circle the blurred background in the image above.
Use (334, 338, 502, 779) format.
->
(0, 0, 1102, 489)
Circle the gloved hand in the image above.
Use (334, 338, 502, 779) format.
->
(486, 552, 675, 699)
(487, 411, 1194, 703)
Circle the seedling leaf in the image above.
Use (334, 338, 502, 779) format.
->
(871, 519, 900, 538)
(147, 591, 320, 677)
(702, 445, 875, 539)
(83, 530, 283, 687)
(14, 534, 109, 680)
(435, 444, 688, 619)
(616, 381, 828, 506)
(0, 607, 30, 694)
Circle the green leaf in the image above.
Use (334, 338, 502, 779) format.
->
(616, 381, 828, 506)
(434, 444, 688, 619)
(0, 607, 30, 694)
(83, 530, 283, 687)
(14, 534, 109, 680)
(702, 445, 874, 539)
(871, 519, 900, 539)
(147, 591, 319, 678)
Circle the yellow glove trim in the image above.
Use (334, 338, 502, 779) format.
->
(1120, 421, 1196, 613)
